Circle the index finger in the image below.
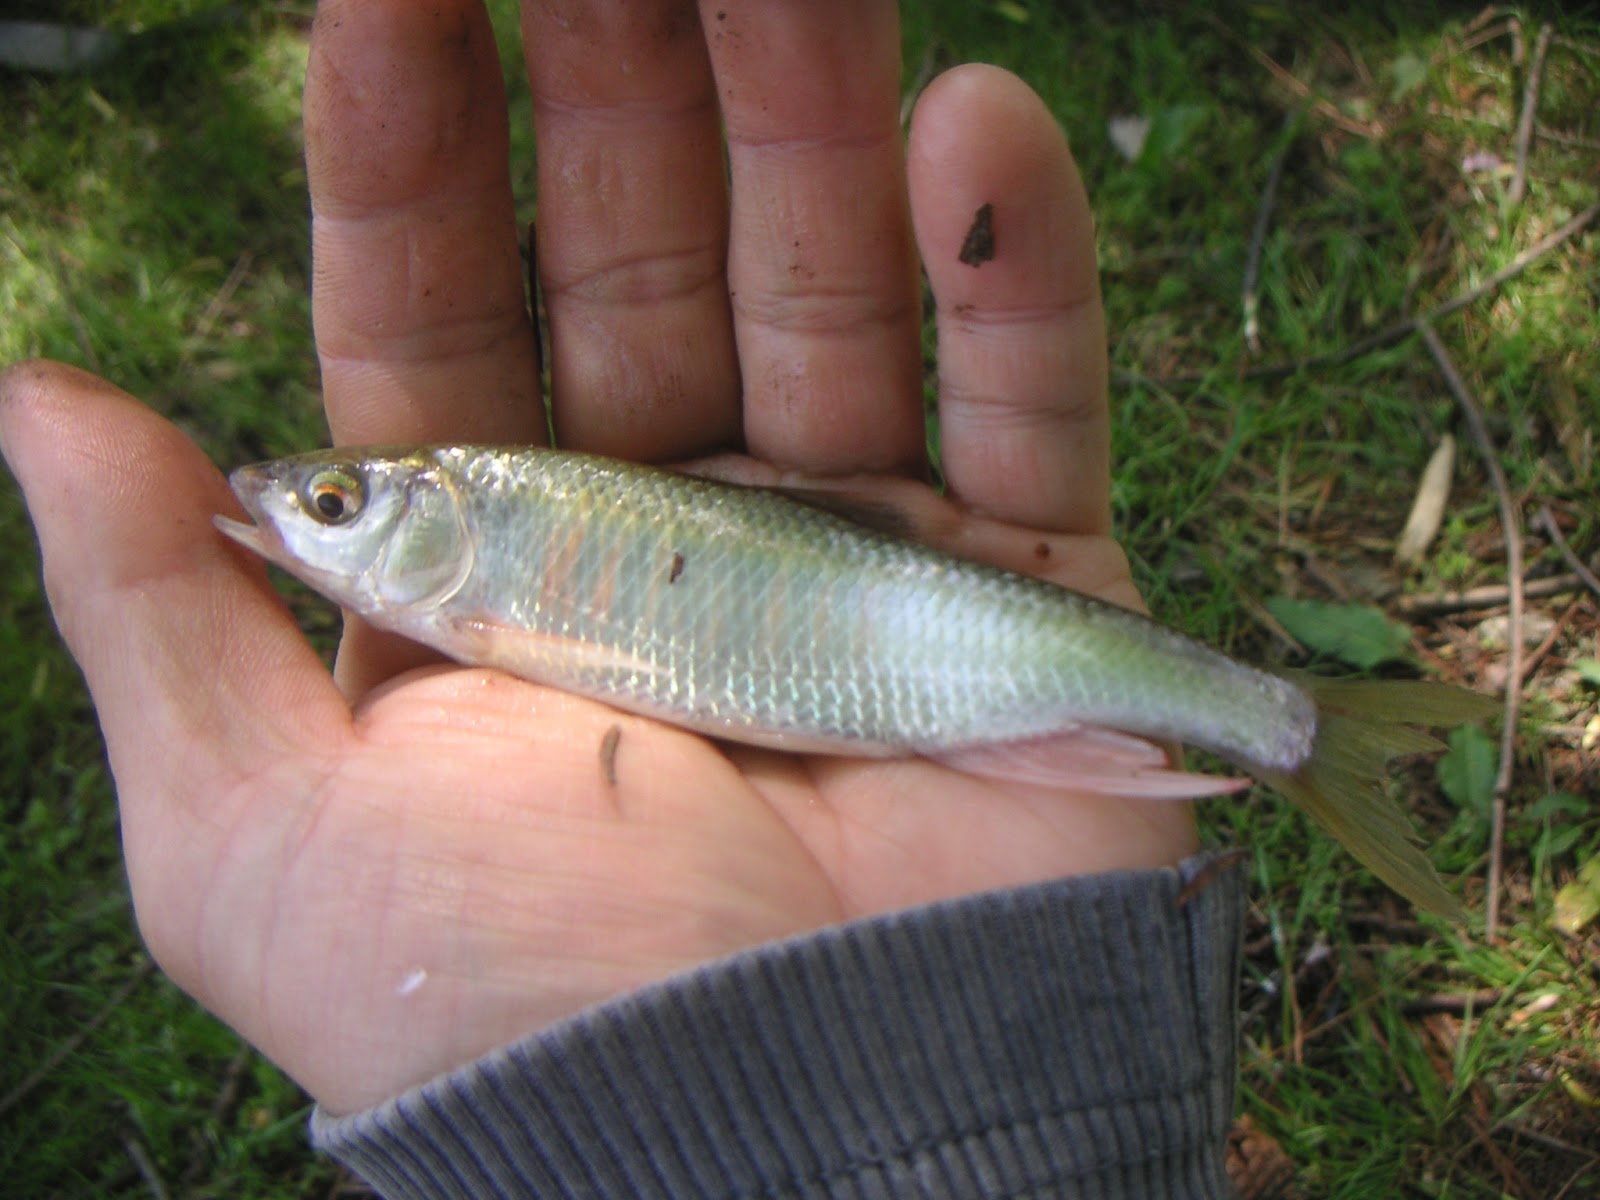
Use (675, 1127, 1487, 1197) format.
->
(304, 0, 542, 447)
(522, 0, 741, 460)
(709, 1, 925, 475)
(0, 361, 350, 937)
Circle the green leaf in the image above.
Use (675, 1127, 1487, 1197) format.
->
(1574, 659, 1600, 689)
(1527, 791, 1589, 822)
(1388, 52, 1429, 101)
(1140, 103, 1209, 165)
(1527, 792, 1587, 861)
(1437, 724, 1498, 816)
(1265, 597, 1414, 669)
(1554, 852, 1600, 936)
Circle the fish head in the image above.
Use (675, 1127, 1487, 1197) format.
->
(214, 448, 474, 614)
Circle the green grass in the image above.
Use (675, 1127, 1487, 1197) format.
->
(4, 1, 1598, 1195)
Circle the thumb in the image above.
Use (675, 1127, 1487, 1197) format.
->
(0, 361, 347, 951)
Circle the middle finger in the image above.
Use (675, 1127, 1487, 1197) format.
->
(524, 0, 741, 459)
(709, 1, 924, 474)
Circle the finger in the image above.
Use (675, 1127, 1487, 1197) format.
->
(522, 0, 740, 459)
(708, 1, 924, 473)
(305, 0, 541, 446)
(908, 65, 1111, 535)
(0, 360, 349, 859)
(681, 452, 1143, 611)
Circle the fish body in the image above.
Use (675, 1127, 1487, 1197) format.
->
(217, 445, 1495, 916)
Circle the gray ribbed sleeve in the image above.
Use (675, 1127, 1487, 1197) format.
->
(312, 854, 1245, 1199)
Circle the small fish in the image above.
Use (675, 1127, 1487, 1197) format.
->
(216, 446, 1496, 917)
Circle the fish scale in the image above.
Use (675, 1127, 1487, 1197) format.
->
(218, 443, 1499, 916)
(272, 446, 1311, 758)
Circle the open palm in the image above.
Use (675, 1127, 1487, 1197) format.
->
(1, 1, 1196, 1117)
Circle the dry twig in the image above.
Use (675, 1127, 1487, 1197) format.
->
(192, 251, 254, 341)
(179, 1044, 255, 1187)
(1395, 572, 1588, 616)
(0, 959, 157, 1118)
(1242, 111, 1298, 355)
(1123, 202, 1600, 388)
(1245, 44, 1383, 138)
(1457, 13, 1520, 55)
(1508, 23, 1555, 205)
(1420, 323, 1521, 942)
(123, 1128, 173, 1200)
(1520, 598, 1587, 684)
(1551, 32, 1600, 58)
(1401, 988, 1505, 1015)
(1535, 125, 1600, 152)
(1536, 507, 1600, 600)
(1493, 1119, 1600, 1166)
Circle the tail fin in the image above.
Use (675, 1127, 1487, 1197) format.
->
(1249, 676, 1499, 921)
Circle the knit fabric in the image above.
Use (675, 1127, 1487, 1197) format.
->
(313, 853, 1245, 1199)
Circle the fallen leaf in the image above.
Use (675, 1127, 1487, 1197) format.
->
(1226, 1115, 1302, 1200)
(1394, 433, 1454, 568)
(1264, 597, 1413, 669)
(1388, 51, 1430, 100)
(1477, 611, 1558, 650)
(1553, 851, 1600, 936)
(1108, 114, 1150, 162)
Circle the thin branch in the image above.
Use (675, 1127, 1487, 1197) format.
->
(1383, 200, 1597, 325)
(1442, 111, 1600, 152)
(1551, 32, 1600, 59)
(1121, 201, 1600, 389)
(180, 1043, 255, 1187)
(1532, 124, 1600, 153)
(1242, 111, 1297, 355)
(1395, 571, 1587, 616)
(192, 251, 253, 342)
(1520, 597, 1585, 684)
(1245, 43, 1384, 138)
(1536, 506, 1600, 600)
(1401, 988, 1505, 1015)
(0, 959, 156, 1118)
(1458, 14, 1519, 55)
(1420, 323, 1521, 943)
(1508, 23, 1555, 205)
(1493, 1119, 1600, 1164)
(123, 1129, 173, 1200)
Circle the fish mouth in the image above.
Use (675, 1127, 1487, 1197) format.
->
(212, 513, 267, 554)
(213, 463, 278, 557)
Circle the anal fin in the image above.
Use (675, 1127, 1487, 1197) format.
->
(929, 727, 1249, 799)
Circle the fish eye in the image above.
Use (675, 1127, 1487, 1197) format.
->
(301, 468, 365, 526)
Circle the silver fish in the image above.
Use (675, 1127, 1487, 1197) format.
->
(216, 445, 1495, 917)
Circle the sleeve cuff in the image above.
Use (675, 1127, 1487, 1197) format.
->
(312, 852, 1245, 1199)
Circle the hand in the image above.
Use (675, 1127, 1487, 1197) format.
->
(0, 0, 1195, 1116)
